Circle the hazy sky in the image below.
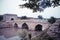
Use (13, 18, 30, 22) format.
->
(0, 0, 60, 18)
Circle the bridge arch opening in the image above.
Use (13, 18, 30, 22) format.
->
(35, 24, 42, 31)
(22, 23, 29, 30)
(14, 23, 18, 28)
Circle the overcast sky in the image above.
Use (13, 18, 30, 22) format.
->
(0, 0, 60, 18)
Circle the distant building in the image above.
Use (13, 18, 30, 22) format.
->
(3, 14, 18, 22)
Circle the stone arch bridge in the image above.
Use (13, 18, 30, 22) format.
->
(8, 19, 49, 31)
(0, 14, 50, 31)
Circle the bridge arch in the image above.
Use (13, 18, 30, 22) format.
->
(22, 23, 29, 30)
(35, 24, 42, 31)
(14, 23, 18, 28)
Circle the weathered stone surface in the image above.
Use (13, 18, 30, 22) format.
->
(47, 19, 60, 40)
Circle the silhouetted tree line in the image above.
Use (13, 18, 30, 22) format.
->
(19, 0, 60, 12)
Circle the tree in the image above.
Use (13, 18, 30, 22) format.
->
(0, 15, 3, 21)
(19, 0, 60, 12)
(38, 15, 43, 19)
(21, 16, 27, 19)
(48, 17, 56, 24)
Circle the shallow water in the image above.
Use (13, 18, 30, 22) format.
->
(0, 35, 21, 40)
(0, 28, 18, 38)
(0, 28, 41, 40)
(0, 28, 21, 40)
